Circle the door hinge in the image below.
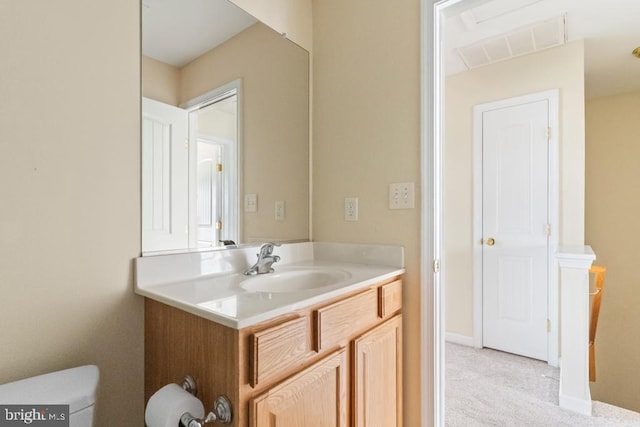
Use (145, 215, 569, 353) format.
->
(216, 220, 222, 230)
(185, 138, 189, 150)
(545, 127, 551, 141)
(544, 223, 551, 236)
(433, 259, 440, 274)
(216, 163, 223, 172)
(547, 319, 551, 332)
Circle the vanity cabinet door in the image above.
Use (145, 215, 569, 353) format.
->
(249, 349, 347, 427)
(352, 315, 403, 427)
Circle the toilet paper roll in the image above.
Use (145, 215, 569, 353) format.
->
(145, 383, 204, 427)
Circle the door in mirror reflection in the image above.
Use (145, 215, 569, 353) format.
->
(142, 97, 189, 253)
(193, 91, 239, 249)
(142, 87, 239, 254)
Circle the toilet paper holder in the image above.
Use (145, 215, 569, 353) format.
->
(180, 375, 232, 426)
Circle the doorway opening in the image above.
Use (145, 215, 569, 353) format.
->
(424, 0, 590, 424)
(187, 87, 240, 248)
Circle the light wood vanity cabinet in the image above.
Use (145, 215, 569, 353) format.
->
(145, 276, 403, 427)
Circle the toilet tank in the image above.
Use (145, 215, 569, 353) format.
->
(0, 365, 99, 427)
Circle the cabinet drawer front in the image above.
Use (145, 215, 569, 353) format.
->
(314, 289, 378, 351)
(378, 280, 402, 318)
(250, 317, 309, 387)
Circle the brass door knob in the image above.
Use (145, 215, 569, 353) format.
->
(485, 237, 495, 246)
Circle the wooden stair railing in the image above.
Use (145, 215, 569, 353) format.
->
(589, 265, 606, 382)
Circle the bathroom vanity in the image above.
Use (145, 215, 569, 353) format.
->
(137, 242, 404, 427)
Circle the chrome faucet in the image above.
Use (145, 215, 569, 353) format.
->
(244, 242, 281, 275)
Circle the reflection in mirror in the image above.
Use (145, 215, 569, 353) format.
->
(141, 0, 310, 255)
(192, 89, 239, 249)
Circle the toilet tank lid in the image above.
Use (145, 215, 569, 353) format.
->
(0, 365, 99, 413)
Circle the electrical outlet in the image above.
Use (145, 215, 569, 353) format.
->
(244, 194, 257, 212)
(389, 182, 415, 209)
(345, 197, 358, 221)
(275, 201, 285, 221)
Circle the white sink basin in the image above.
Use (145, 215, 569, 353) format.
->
(240, 268, 351, 293)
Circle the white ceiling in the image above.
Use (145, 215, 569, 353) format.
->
(445, 0, 640, 99)
(143, 0, 640, 98)
(142, 0, 257, 68)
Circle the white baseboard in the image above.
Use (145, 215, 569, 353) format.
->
(559, 393, 592, 416)
(445, 332, 475, 347)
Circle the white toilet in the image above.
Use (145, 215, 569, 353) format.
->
(0, 365, 99, 427)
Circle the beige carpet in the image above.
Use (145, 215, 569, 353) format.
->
(445, 342, 640, 426)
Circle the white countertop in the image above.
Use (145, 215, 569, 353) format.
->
(135, 242, 405, 329)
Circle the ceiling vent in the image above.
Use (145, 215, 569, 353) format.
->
(459, 0, 544, 30)
(456, 15, 566, 70)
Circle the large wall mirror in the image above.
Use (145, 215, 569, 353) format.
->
(141, 0, 310, 255)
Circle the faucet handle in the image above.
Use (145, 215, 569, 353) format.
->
(259, 242, 281, 256)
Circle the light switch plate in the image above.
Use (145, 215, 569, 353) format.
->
(275, 201, 285, 221)
(389, 182, 415, 209)
(245, 194, 257, 212)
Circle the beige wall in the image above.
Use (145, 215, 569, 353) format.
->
(312, 0, 423, 424)
(230, 0, 312, 51)
(0, 1, 142, 426)
(586, 91, 640, 412)
(198, 101, 237, 143)
(444, 41, 586, 337)
(142, 56, 180, 106)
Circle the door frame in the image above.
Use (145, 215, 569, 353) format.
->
(182, 79, 243, 246)
(472, 90, 560, 366)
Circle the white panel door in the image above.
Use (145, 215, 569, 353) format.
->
(142, 97, 189, 253)
(482, 99, 549, 361)
(196, 142, 223, 247)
